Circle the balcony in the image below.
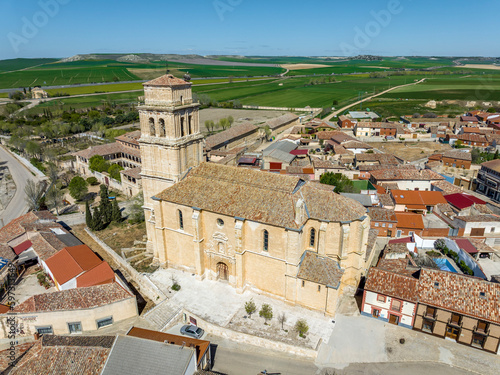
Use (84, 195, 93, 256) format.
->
(473, 325, 489, 336)
(447, 317, 462, 327)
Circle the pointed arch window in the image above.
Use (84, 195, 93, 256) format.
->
(149, 118, 155, 136)
(180, 117, 185, 137)
(310, 228, 316, 247)
(263, 230, 269, 252)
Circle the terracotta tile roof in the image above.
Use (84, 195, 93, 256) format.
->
(395, 212, 424, 230)
(367, 207, 397, 222)
(443, 150, 472, 161)
(9, 336, 112, 375)
(312, 158, 340, 169)
(357, 122, 399, 129)
(144, 74, 191, 87)
(121, 166, 142, 180)
(115, 130, 141, 146)
(296, 251, 344, 288)
(456, 214, 500, 223)
(365, 267, 419, 302)
(431, 180, 463, 195)
(370, 168, 445, 182)
(355, 153, 400, 164)
(435, 203, 454, 215)
(73, 142, 140, 160)
(0, 211, 56, 244)
(342, 140, 373, 150)
(445, 193, 486, 210)
(480, 159, 500, 173)
(473, 204, 493, 215)
(156, 163, 366, 228)
(330, 132, 358, 144)
(127, 327, 210, 367)
(468, 238, 495, 253)
(457, 134, 488, 143)
(205, 122, 258, 150)
(391, 190, 447, 206)
(418, 268, 500, 324)
(377, 258, 418, 277)
(378, 193, 394, 207)
(13, 283, 132, 313)
(333, 144, 351, 155)
(45, 245, 102, 285)
(265, 113, 299, 129)
(76, 261, 115, 288)
(30, 232, 67, 261)
(0, 244, 15, 261)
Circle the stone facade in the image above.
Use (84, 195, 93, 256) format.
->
(139, 75, 204, 250)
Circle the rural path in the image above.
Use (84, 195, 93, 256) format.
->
(324, 78, 427, 121)
(0, 146, 43, 226)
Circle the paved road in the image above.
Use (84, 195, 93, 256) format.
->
(0, 146, 40, 226)
(324, 78, 426, 121)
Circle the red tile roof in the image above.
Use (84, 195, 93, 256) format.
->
(0, 211, 56, 243)
(444, 193, 486, 210)
(13, 283, 132, 313)
(395, 213, 424, 230)
(389, 236, 413, 244)
(13, 240, 32, 255)
(45, 245, 102, 285)
(290, 149, 309, 156)
(144, 74, 191, 87)
(76, 262, 115, 288)
(370, 168, 445, 182)
(365, 267, 419, 302)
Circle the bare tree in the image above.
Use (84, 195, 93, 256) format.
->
(24, 180, 46, 211)
(45, 185, 64, 215)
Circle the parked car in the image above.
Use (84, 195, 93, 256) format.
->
(180, 325, 204, 339)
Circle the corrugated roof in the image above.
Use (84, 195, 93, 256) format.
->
(13, 240, 32, 255)
(445, 193, 486, 210)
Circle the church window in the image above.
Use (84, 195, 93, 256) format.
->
(178, 210, 184, 230)
(180, 117, 185, 137)
(159, 118, 165, 137)
(149, 118, 155, 136)
(188, 115, 192, 135)
(263, 230, 269, 251)
(309, 228, 316, 247)
(217, 218, 224, 228)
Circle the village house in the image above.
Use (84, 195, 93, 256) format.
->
(441, 150, 472, 169)
(369, 168, 445, 191)
(337, 115, 357, 129)
(391, 189, 447, 214)
(264, 113, 300, 137)
(261, 140, 297, 171)
(367, 207, 397, 237)
(205, 122, 260, 151)
(476, 159, 500, 202)
(354, 122, 399, 138)
(395, 212, 425, 238)
(0, 283, 138, 339)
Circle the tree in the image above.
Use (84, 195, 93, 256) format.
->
(45, 185, 64, 215)
(85, 201, 93, 228)
(259, 304, 273, 323)
(46, 163, 59, 184)
(98, 184, 112, 225)
(295, 319, 309, 337)
(91, 206, 105, 231)
(471, 148, 481, 164)
(487, 107, 496, 113)
(219, 118, 230, 130)
(25, 141, 41, 159)
(68, 176, 88, 201)
(89, 155, 110, 173)
(86, 177, 99, 185)
(245, 299, 257, 318)
(278, 312, 287, 330)
(227, 116, 234, 126)
(494, 150, 499, 160)
(111, 199, 122, 222)
(319, 172, 355, 193)
(24, 180, 45, 211)
(204, 120, 215, 133)
(108, 164, 124, 181)
(129, 192, 145, 223)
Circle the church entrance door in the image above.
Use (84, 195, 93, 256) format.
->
(216, 262, 228, 281)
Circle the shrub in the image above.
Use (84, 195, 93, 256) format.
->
(171, 275, 181, 291)
(86, 177, 99, 185)
(245, 299, 257, 318)
(426, 251, 441, 258)
(259, 304, 273, 323)
(295, 319, 309, 337)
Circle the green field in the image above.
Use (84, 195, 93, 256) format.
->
(0, 58, 59, 72)
(379, 75, 500, 101)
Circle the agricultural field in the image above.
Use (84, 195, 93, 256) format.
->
(0, 58, 59, 72)
(379, 75, 500, 101)
(360, 99, 465, 119)
(0, 67, 139, 89)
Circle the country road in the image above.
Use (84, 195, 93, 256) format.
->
(0, 146, 43, 226)
(324, 78, 426, 121)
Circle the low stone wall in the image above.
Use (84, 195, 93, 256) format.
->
(84, 228, 166, 303)
(181, 309, 318, 359)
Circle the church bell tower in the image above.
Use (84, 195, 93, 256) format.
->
(138, 74, 204, 253)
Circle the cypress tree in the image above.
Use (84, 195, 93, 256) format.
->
(85, 201, 93, 228)
(99, 184, 112, 225)
(92, 207, 105, 231)
(111, 199, 122, 222)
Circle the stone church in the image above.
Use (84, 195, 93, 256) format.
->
(139, 75, 370, 315)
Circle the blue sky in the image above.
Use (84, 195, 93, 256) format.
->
(0, 0, 499, 59)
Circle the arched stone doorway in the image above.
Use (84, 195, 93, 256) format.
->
(216, 262, 228, 281)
